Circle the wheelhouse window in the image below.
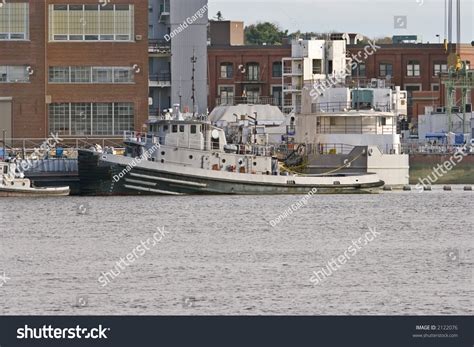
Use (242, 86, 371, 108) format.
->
(220, 63, 233, 78)
(0, 65, 29, 83)
(379, 63, 393, 77)
(407, 60, 421, 77)
(0, 2, 29, 40)
(49, 4, 134, 42)
(49, 102, 134, 136)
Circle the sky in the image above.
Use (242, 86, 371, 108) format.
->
(208, 0, 473, 43)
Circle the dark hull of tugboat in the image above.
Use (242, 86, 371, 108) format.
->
(78, 150, 384, 196)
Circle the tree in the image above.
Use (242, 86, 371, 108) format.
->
(244, 22, 288, 45)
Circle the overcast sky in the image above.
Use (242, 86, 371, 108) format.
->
(208, 0, 473, 43)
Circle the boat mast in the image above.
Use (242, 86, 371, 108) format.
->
(191, 49, 197, 118)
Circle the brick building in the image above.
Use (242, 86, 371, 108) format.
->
(208, 21, 290, 111)
(0, 0, 149, 141)
(346, 43, 474, 121)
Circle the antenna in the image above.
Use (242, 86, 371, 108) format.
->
(190, 48, 197, 118)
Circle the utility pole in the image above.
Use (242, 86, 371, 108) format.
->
(190, 49, 197, 118)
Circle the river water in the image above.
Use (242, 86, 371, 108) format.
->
(0, 187, 472, 315)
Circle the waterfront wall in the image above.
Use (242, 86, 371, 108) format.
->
(409, 154, 474, 184)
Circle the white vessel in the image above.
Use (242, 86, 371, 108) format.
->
(78, 110, 384, 196)
(0, 161, 70, 197)
(295, 86, 410, 187)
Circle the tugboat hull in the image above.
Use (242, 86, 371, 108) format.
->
(79, 150, 384, 196)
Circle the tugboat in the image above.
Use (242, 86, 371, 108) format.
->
(0, 161, 70, 197)
(78, 107, 384, 196)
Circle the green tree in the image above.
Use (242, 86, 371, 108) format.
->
(244, 22, 288, 45)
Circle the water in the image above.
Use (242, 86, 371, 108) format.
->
(0, 187, 472, 315)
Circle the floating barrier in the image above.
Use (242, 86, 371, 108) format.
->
(464, 186, 473, 191)
(403, 185, 412, 191)
(443, 186, 452, 191)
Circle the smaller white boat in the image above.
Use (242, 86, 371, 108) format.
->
(0, 161, 70, 197)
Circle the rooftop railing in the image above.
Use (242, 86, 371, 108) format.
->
(312, 102, 392, 113)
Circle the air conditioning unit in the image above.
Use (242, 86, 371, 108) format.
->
(135, 35, 143, 41)
(452, 106, 460, 113)
(435, 107, 445, 113)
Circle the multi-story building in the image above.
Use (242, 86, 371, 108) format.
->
(208, 21, 290, 111)
(148, 0, 208, 116)
(346, 42, 474, 122)
(282, 39, 347, 114)
(0, 0, 149, 141)
(148, 0, 172, 116)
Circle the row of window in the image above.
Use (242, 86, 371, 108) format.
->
(220, 62, 283, 79)
(0, 65, 29, 83)
(220, 60, 449, 80)
(352, 61, 448, 78)
(49, 4, 134, 41)
(0, 3, 134, 42)
(49, 102, 134, 136)
(49, 66, 134, 84)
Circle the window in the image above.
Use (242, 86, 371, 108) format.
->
(433, 62, 448, 76)
(0, 2, 29, 40)
(330, 117, 336, 126)
(220, 63, 233, 78)
(172, 124, 178, 133)
(218, 86, 234, 105)
(404, 85, 421, 106)
(92, 67, 113, 83)
(312, 59, 322, 74)
(71, 66, 91, 83)
(246, 63, 259, 81)
(431, 84, 440, 91)
(407, 60, 420, 77)
(244, 85, 260, 103)
(352, 63, 366, 77)
(379, 63, 393, 77)
(49, 66, 133, 83)
(190, 125, 197, 134)
(327, 60, 333, 74)
(272, 62, 282, 78)
(0, 65, 29, 83)
(49, 4, 134, 42)
(49, 102, 134, 136)
(49, 67, 69, 83)
(179, 125, 185, 133)
(272, 86, 282, 107)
